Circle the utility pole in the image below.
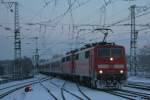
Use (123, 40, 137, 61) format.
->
(130, 5, 138, 76)
(1, 0, 22, 79)
(30, 37, 39, 75)
(35, 37, 39, 75)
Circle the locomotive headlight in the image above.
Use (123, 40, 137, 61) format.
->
(110, 57, 114, 61)
(99, 70, 103, 74)
(120, 70, 124, 74)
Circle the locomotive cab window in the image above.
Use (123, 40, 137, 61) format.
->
(98, 48, 110, 57)
(111, 48, 122, 57)
(98, 48, 123, 57)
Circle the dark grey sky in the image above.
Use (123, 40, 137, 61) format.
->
(0, 0, 150, 60)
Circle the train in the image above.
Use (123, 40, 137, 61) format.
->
(39, 42, 127, 88)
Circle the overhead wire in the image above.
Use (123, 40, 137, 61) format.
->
(2, 0, 150, 58)
(37, 0, 91, 25)
(28, 0, 54, 23)
(107, 5, 150, 28)
(17, 1, 150, 49)
(43, 0, 77, 25)
(29, 0, 93, 57)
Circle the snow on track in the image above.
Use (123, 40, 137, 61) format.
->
(78, 86, 126, 100)
(41, 81, 61, 100)
(2, 81, 54, 100)
(1, 76, 131, 100)
(50, 79, 124, 100)
(122, 86, 150, 95)
(63, 82, 89, 100)
(0, 75, 50, 99)
(128, 76, 150, 84)
(24, 83, 54, 100)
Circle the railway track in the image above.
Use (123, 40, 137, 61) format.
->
(60, 82, 66, 100)
(48, 79, 91, 100)
(0, 76, 50, 91)
(105, 89, 150, 100)
(39, 82, 58, 100)
(0, 79, 36, 91)
(124, 82, 150, 91)
(76, 83, 92, 100)
(48, 77, 150, 100)
(47, 80, 66, 100)
(49, 78, 150, 100)
(0, 81, 39, 99)
(0, 76, 50, 99)
(50, 80, 84, 100)
(40, 76, 150, 100)
(61, 82, 84, 100)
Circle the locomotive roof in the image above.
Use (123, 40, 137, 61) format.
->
(66, 42, 122, 54)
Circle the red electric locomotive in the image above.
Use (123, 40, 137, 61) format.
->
(40, 42, 127, 88)
(89, 42, 127, 88)
(67, 42, 127, 88)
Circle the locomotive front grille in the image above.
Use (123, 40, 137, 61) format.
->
(97, 73, 126, 81)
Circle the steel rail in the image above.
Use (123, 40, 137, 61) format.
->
(0, 77, 50, 99)
(39, 82, 58, 100)
(0, 81, 38, 99)
(76, 83, 92, 100)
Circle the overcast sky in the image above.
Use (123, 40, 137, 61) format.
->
(0, 0, 150, 60)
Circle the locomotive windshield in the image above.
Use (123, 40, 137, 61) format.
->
(98, 48, 123, 57)
(98, 48, 110, 57)
(111, 48, 122, 57)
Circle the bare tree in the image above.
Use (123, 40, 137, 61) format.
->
(21, 57, 33, 76)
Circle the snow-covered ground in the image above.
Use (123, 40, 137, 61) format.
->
(127, 76, 150, 84)
(0, 74, 46, 89)
(41, 78, 64, 100)
(0, 74, 48, 96)
(2, 74, 150, 100)
(79, 86, 125, 100)
(2, 76, 125, 100)
(122, 76, 150, 96)
(64, 81, 125, 100)
(3, 83, 53, 100)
